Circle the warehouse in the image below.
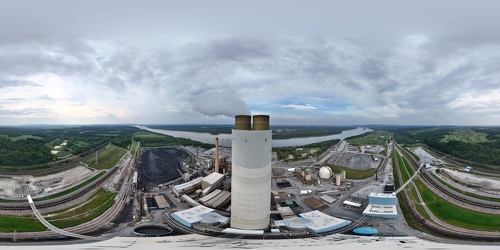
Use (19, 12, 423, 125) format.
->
(299, 210, 352, 234)
(303, 197, 327, 210)
(172, 177, 203, 197)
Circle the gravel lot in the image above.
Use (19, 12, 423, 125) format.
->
(327, 152, 378, 170)
(0, 166, 95, 198)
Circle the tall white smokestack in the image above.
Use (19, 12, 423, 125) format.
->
(231, 115, 271, 230)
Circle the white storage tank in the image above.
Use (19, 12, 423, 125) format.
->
(231, 115, 272, 230)
(336, 174, 342, 186)
(319, 166, 333, 179)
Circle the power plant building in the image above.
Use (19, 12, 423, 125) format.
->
(362, 192, 398, 219)
(230, 115, 272, 230)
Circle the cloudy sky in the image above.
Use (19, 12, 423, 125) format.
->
(1, 0, 500, 126)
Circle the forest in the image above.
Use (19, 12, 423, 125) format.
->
(391, 127, 500, 167)
(0, 125, 139, 166)
(133, 132, 213, 149)
(274, 139, 340, 161)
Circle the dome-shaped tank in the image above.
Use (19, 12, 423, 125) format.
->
(318, 166, 333, 179)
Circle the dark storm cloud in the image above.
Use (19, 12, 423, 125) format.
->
(202, 37, 271, 62)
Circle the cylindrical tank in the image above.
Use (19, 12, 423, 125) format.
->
(336, 174, 341, 186)
(341, 170, 346, 180)
(304, 168, 312, 181)
(319, 166, 333, 179)
(235, 115, 251, 130)
(231, 115, 272, 230)
(305, 174, 312, 181)
(253, 115, 270, 130)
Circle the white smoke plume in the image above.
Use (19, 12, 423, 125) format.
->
(192, 92, 251, 117)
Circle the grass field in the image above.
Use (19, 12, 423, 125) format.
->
(347, 131, 390, 145)
(409, 128, 440, 136)
(395, 150, 500, 231)
(48, 189, 116, 228)
(0, 215, 46, 232)
(129, 140, 138, 152)
(2, 135, 45, 141)
(416, 180, 500, 231)
(134, 131, 166, 138)
(84, 144, 127, 170)
(440, 129, 489, 143)
(326, 164, 375, 179)
(0, 188, 116, 232)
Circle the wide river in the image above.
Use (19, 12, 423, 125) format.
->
(138, 126, 373, 148)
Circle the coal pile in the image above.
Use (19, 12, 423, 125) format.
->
(138, 148, 190, 189)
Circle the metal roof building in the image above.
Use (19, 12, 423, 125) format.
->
(299, 210, 352, 234)
(201, 172, 224, 190)
(171, 205, 229, 228)
(172, 177, 203, 197)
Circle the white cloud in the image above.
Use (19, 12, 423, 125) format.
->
(447, 90, 500, 114)
(1, 35, 500, 125)
(282, 104, 318, 111)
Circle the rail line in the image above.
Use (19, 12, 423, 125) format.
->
(394, 141, 500, 211)
(0, 144, 110, 176)
(0, 145, 137, 240)
(392, 140, 500, 241)
(0, 165, 119, 211)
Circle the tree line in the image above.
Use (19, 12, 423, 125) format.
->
(274, 139, 340, 161)
(0, 125, 139, 166)
(391, 127, 500, 166)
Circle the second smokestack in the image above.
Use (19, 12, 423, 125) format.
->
(215, 137, 220, 173)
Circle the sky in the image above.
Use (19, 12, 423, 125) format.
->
(1, 0, 500, 126)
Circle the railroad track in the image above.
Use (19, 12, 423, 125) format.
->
(419, 170, 500, 211)
(0, 165, 119, 211)
(0, 145, 137, 240)
(394, 142, 500, 212)
(0, 194, 129, 240)
(0, 144, 110, 176)
(393, 141, 500, 241)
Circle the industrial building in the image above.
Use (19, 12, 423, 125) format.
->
(172, 205, 229, 228)
(201, 172, 224, 196)
(362, 192, 398, 219)
(172, 177, 203, 197)
(273, 210, 351, 234)
(230, 115, 272, 230)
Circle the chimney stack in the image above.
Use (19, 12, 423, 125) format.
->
(215, 137, 220, 173)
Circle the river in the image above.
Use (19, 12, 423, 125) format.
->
(138, 126, 373, 148)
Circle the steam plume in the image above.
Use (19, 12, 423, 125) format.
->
(192, 92, 251, 117)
